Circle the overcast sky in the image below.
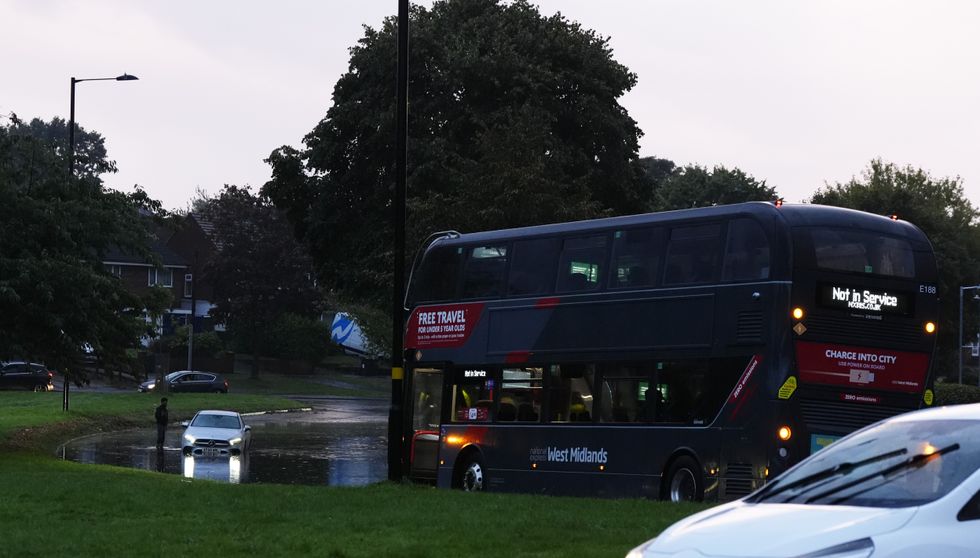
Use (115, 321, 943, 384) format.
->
(4, 0, 979, 211)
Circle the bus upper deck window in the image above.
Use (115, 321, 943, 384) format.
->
(461, 245, 508, 298)
(723, 218, 770, 281)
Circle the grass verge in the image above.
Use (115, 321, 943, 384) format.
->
(0, 391, 710, 557)
(0, 453, 705, 557)
(227, 370, 388, 398)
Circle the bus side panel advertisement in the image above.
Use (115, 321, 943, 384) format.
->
(795, 341, 928, 393)
(406, 302, 486, 349)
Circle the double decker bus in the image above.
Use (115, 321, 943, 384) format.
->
(401, 202, 938, 501)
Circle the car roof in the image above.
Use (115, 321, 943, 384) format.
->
(892, 402, 980, 422)
(194, 410, 240, 417)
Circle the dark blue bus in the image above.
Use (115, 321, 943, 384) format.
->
(402, 202, 939, 501)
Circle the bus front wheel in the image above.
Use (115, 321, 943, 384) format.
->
(664, 456, 703, 503)
(458, 455, 485, 492)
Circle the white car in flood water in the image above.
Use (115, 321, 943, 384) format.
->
(627, 403, 980, 558)
(181, 410, 251, 457)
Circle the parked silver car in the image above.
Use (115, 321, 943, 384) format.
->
(181, 410, 251, 457)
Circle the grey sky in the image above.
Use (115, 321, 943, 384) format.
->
(4, 0, 979, 211)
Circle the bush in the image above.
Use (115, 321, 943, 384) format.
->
(934, 381, 980, 406)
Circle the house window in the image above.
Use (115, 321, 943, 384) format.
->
(148, 267, 174, 287)
(184, 274, 193, 298)
(106, 264, 122, 278)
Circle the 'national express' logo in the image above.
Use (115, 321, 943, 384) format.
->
(331, 314, 355, 344)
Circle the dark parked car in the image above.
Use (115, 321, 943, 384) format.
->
(0, 361, 54, 391)
(138, 370, 229, 394)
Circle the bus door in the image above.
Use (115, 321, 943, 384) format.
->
(409, 368, 444, 480)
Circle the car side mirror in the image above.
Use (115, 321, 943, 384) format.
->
(244, 425, 251, 432)
(180, 420, 189, 427)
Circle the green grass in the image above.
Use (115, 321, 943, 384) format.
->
(0, 452, 705, 557)
(228, 370, 389, 398)
(0, 390, 710, 557)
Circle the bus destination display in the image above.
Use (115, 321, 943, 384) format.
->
(817, 283, 911, 315)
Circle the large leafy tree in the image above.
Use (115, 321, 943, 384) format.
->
(811, 159, 980, 377)
(0, 114, 169, 376)
(264, 0, 647, 351)
(651, 163, 777, 211)
(197, 185, 322, 375)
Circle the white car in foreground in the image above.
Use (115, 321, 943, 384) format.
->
(181, 410, 251, 457)
(628, 403, 980, 558)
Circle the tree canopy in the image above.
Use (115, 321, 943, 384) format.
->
(650, 161, 777, 211)
(0, 114, 168, 375)
(264, 0, 648, 349)
(811, 159, 980, 376)
(196, 185, 324, 373)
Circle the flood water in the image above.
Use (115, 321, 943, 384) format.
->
(57, 398, 389, 486)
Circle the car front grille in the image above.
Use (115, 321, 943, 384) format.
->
(193, 439, 230, 447)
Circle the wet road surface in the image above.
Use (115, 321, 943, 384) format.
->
(57, 398, 389, 486)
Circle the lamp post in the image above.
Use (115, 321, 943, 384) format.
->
(958, 285, 980, 386)
(63, 72, 138, 412)
(388, 0, 409, 482)
(68, 73, 138, 177)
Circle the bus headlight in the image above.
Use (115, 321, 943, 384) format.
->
(925, 321, 936, 334)
(777, 425, 793, 441)
(792, 307, 805, 320)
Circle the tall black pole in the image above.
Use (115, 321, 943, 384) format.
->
(69, 77, 77, 179)
(64, 77, 77, 412)
(388, 0, 409, 481)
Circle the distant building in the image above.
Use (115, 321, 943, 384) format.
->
(102, 213, 221, 343)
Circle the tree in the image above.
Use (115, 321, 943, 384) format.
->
(811, 159, 980, 377)
(0, 114, 169, 377)
(652, 163, 777, 211)
(264, 0, 648, 352)
(197, 185, 321, 376)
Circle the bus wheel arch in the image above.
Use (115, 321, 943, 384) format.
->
(452, 446, 486, 492)
(662, 451, 704, 503)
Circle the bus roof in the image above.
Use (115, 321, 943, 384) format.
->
(431, 202, 929, 247)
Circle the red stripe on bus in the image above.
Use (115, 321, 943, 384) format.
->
(535, 297, 561, 309)
(505, 351, 531, 363)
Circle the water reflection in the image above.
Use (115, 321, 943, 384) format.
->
(183, 454, 247, 483)
(57, 400, 388, 487)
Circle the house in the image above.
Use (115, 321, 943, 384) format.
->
(162, 213, 220, 332)
(103, 234, 189, 339)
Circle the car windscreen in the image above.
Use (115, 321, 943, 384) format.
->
(749, 419, 980, 508)
(190, 414, 241, 429)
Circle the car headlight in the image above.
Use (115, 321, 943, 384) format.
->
(183, 434, 196, 444)
(796, 538, 874, 558)
(145, 383, 156, 390)
(229, 437, 243, 446)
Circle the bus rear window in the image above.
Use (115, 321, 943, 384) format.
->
(811, 228, 915, 278)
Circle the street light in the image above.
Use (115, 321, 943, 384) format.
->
(63, 72, 138, 412)
(958, 285, 980, 385)
(68, 73, 138, 177)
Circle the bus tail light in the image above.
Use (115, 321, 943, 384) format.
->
(925, 322, 936, 334)
(777, 425, 793, 441)
(792, 307, 804, 321)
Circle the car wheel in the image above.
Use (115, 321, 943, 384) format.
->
(664, 456, 703, 503)
(458, 454, 485, 492)
(33, 384, 45, 393)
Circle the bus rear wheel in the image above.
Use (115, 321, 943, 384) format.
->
(664, 456, 703, 503)
(459, 455, 485, 492)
